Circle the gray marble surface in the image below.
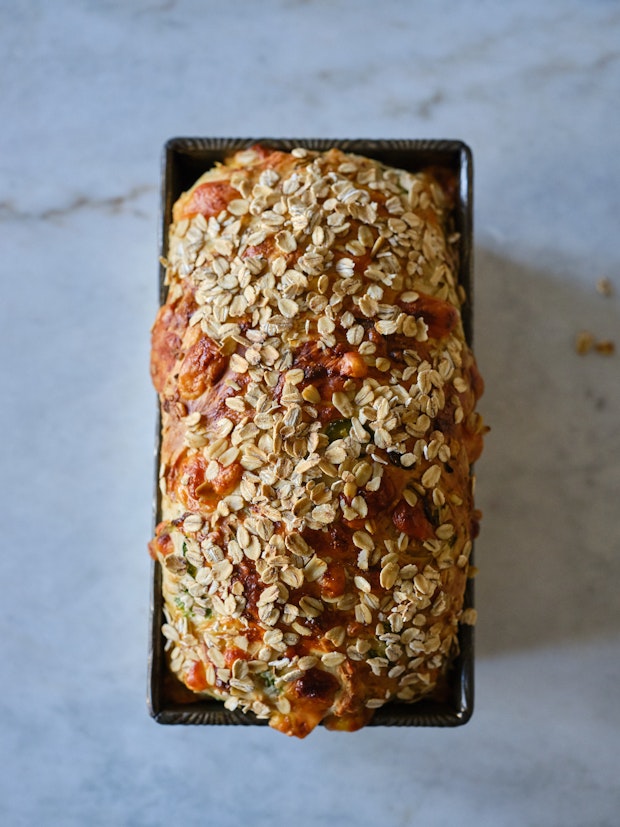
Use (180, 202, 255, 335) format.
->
(1, 1, 619, 824)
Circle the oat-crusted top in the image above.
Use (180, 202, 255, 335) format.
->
(149, 144, 485, 737)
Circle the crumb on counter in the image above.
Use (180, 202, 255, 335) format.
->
(594, 340, 615, 355)
(575, 331, 595, 354)
(575, 331, 615, 356)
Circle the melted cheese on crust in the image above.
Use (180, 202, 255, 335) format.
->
(149, 145, 486, 737)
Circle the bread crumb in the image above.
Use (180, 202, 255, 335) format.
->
(575, 331, 595, 354)
(596, 277, 613, 297)
(575, 331, 615, 356)
(594, 340, 615, 355)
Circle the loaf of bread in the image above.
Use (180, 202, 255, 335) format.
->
(149, 144, 485, 737)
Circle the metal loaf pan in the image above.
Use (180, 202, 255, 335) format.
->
(149, 137, 475, 728)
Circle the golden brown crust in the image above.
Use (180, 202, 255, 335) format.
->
(150, 144, 486, 737)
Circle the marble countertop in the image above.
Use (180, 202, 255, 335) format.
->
(1, 1, 619, 824)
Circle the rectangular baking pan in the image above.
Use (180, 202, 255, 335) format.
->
(149, 137, 475, 728)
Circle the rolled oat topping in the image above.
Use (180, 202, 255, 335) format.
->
(149, 144, 486, 737)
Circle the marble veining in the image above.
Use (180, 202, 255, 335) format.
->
(0, 184, 156, 223)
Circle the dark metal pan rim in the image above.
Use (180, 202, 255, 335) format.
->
(149, 137, 475, 730)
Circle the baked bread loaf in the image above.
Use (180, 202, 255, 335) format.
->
(149, 144, 485, 737)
